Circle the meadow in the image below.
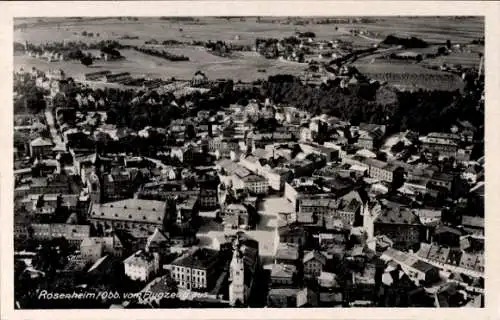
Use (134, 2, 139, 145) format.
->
(14, 17, 484, 85)
(354, 62, 465, 91)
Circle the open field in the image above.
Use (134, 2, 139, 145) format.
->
(422, 50, 482, 69)
(15, 49, 307, 82)
(14, 17, 483, 88)
(15, 17, 484, 46)
(354, 62, 464, 91)
(15, 17, 350, 47)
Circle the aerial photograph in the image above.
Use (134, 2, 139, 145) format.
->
(13, 16, 484, 309)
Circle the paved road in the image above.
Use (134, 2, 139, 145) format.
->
(44, 109, 66, 151)
(196, 196, 295, 259)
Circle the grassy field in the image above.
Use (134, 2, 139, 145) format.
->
(15, 49, 307, 82)
(354, 62, 464, 91)
(14, 17, 483, 86)
(15, 16, 484, 46)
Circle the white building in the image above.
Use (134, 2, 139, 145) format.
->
(123, 250, 160, 282)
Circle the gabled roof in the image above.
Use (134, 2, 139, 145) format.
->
(146, 228, 169, 247)
(303, 250, 327, 265)
(270, 263, 297, 278)
(30, 137, 53, 147)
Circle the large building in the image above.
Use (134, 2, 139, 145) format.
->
(421, 133, 459, 157)
(224, 203, 252, 229)
(167, 248, 220, 291)
(240, 174, 269, 195)
(30, 137, 54, 158)
(124, 250, 161, 282)
(30, 223, 90, 246)
(374, 206, 423, 250)
(88, 198, 168, 234)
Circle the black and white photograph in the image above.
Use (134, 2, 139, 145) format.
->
(6, 3, 492, 315)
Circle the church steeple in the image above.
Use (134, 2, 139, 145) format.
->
(229, 234, 246, 306)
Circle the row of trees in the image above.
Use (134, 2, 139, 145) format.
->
(133, 46, 189, 61)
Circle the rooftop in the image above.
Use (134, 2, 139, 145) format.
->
(270, 263, 297, 278)
(275, 243, 300, 261)
(89, 198, 166, 223)
(375, 206, 421, 225)
(170, 248, 219, 270)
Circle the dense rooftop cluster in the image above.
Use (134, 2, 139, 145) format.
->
(13, 18, 484, 310)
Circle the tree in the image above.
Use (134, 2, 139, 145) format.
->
(80, 56, 93, 67)
(446, 39, 452, 49)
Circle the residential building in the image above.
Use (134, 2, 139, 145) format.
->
(241, 174, 269, 195)
(124, 250, 161, 282)
(276, 222, 307, 247)
(145, 227, 170, 258)
(374, 206, 422, 250)
(267, 287, 318, 307)
(303, 250, 327, 278)
(224, 203, 251, 229)
(421, 133, 459, 157)
(168, 248, 220, 291)
(275, 242, 301, 266)
(199, 188, 218, 209)
(80, 235, 124, 262)
(264, 167, 293, 191)
(269, 263, 297, 286)
(30, 137, 54, 158)
(30, 223, 90, 246)
(380, 247, 440, 285)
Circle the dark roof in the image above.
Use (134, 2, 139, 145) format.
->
(171, 248, 219, 270)
(411, 260, 436, 273)
(278, 223, 306, 238)
(375, 206, 421, 225)
(89, 199, 166, 224)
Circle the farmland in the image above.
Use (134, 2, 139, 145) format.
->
(15, 49, 306, 82)
(354, 62, 465, 91)
(14, 16, 483, 87)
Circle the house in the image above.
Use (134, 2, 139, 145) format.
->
(167, 248, 220, 291)
(224, 203, 252, 229)
(175, 196, 198, 224)
(240, 174, 269, 195)
(267, 287, 318, 307)
(421, 133, 458, 157)
(461, 215, 484, 236)
(276, 223, 307, 247)
(297, 197, 333, 226)
(269, 263, 298, 286)
(374, 206, 422, 250)
(145, 227, 170, 258)
(80, 235, 124, 262)
(199, 188, 218, 210)
(30, 174, 75, 195)
(263, 167, 293, 191)
(123, 250, 161, 282)
(317, 271, 339, 289)
(363, 158, 403, 183)
(30, 137, 54, 158)
(275, 242, 301, 266)
(30, 223, 90, 246)
(459, 251, 484, 273)
(432, 225, 464, 248)
(303, 250, 327, 278)
(428, 172, 454, 191)
(380, 247, 440, 285)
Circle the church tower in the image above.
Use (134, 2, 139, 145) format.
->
(229, 236, 246, 306)
(87, 171, 102, 204)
